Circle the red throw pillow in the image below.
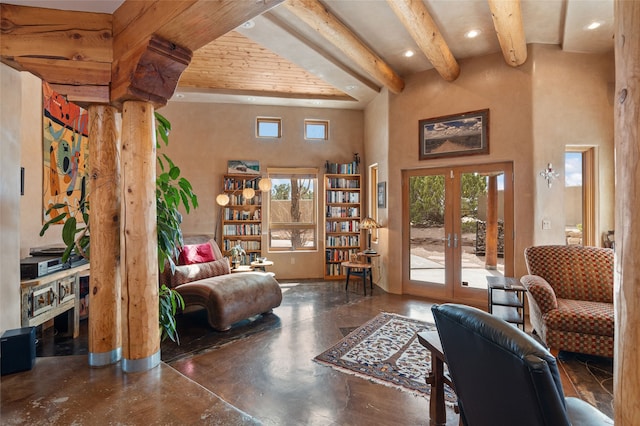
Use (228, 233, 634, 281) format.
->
(178, 243, 216, 265)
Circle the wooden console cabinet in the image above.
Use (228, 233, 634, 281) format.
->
(20, 263, 89, 338)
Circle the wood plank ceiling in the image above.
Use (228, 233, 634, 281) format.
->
(179, 31, 351, 100)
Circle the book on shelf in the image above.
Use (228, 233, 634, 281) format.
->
(326, 177, 360, 189)
(326, 190, 360, 203)
(325, 160, 359, 175)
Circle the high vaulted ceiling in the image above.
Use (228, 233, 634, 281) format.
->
(1, 0, 614, 110)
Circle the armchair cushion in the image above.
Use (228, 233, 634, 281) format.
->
(520, 274, 558, 314)
(523, 245, 613, 303)
(548, 299, 614, 336)
(167, 258, 230, 288)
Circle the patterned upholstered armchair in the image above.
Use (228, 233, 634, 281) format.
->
(521, 245, 614, 358)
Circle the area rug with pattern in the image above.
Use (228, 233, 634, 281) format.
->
(314, 312, 456, 401)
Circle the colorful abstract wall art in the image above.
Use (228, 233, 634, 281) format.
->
(42, 82, 89, 224)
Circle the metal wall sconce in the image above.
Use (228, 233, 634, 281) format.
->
(540, 163, 560, 188)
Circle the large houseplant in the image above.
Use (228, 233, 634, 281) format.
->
(40, 111, 197, 344)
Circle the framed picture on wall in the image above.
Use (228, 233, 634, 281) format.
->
(227, 160, 260, 175)
(377, 182, 386, 208)
(419, 109, 489, 160)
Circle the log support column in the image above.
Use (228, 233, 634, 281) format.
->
(87, 105, 122, 367)
(120, 101, 160, 373)
(614, 1, 640, 423)
(485, 175, 498, 270)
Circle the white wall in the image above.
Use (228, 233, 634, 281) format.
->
(19, 78, 66, 258)
(531, 44, 615, 245)
(363, 88, 390, 291)
(1, 63, 24, 333)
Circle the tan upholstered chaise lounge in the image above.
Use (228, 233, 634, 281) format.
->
(161, 236, 282, 331)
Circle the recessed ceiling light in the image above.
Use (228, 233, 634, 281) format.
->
(247, 97, 256, 102)
(404, 50, 415, 58)
(240, 20, 255, 29)
(175, 93, 185, 99)
(346, 85, 358, 91)
(465, 29, 481, 39)
(586, 21, 602, 30)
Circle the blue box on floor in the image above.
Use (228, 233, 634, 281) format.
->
(1, 327, 36, 376)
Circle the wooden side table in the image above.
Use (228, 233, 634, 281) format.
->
(487, 276, 526, 331)
(341, 261, 373, 295)
(418, 330, 457, 426)
(250, 260, 273, 272)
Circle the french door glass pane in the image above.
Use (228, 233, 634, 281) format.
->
(459, 172, 505, 289)
(409, 174, 446, 285)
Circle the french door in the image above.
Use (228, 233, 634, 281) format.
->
(403, 162, 514, 305)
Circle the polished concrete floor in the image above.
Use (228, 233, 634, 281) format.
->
(1, 280, 588, 425)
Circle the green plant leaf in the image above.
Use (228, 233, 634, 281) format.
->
(163, 154, 175, 170)
(46, 203, 69, 213)
(39, 222, 51, 236)
(169, 166, 180, 180)
(47, 213, 67, 225)
(180, 191, 190, 214)
(62, 217, 77, 246)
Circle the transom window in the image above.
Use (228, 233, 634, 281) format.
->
(304, 119, 329, 140)
(268, 168, 318, 251)
(257, 117, 282, 138)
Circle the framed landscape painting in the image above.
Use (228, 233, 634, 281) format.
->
(227, 160, 260, 175)
(419, 109, 489, 160)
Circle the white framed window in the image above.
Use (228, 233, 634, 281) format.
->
(257, 117, 282, 138)
(267, 168, 318, 251)
(304, 119, 329, 140)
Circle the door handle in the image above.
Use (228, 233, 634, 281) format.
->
(446, 234, 452, 248)
(454, 234, 459, 249)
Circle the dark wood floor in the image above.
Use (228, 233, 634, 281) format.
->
(2, 280, 602, 425)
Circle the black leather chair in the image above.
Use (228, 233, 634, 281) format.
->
(431, 303, 613, 426)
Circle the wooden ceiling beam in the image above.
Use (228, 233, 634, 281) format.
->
(387, 0, 460, 82)
(113, 0, 285, 57)
(487, 0, 528, 67)
(111, 35, 192, 108)
(14, 57, 111, 85)
(283, 0, 404, 94)
(0, 4, 113, 62)
(49, 84, 110, 106)
(0, 3, 112, 102)
(111, 0, 285, 106)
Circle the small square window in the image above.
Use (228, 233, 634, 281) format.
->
(257, 117, 282, 138)
(304, 119, 329, 140)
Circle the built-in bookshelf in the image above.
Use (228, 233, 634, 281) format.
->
(324, 173, 362, 279)
(220, 174, 262, 265)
